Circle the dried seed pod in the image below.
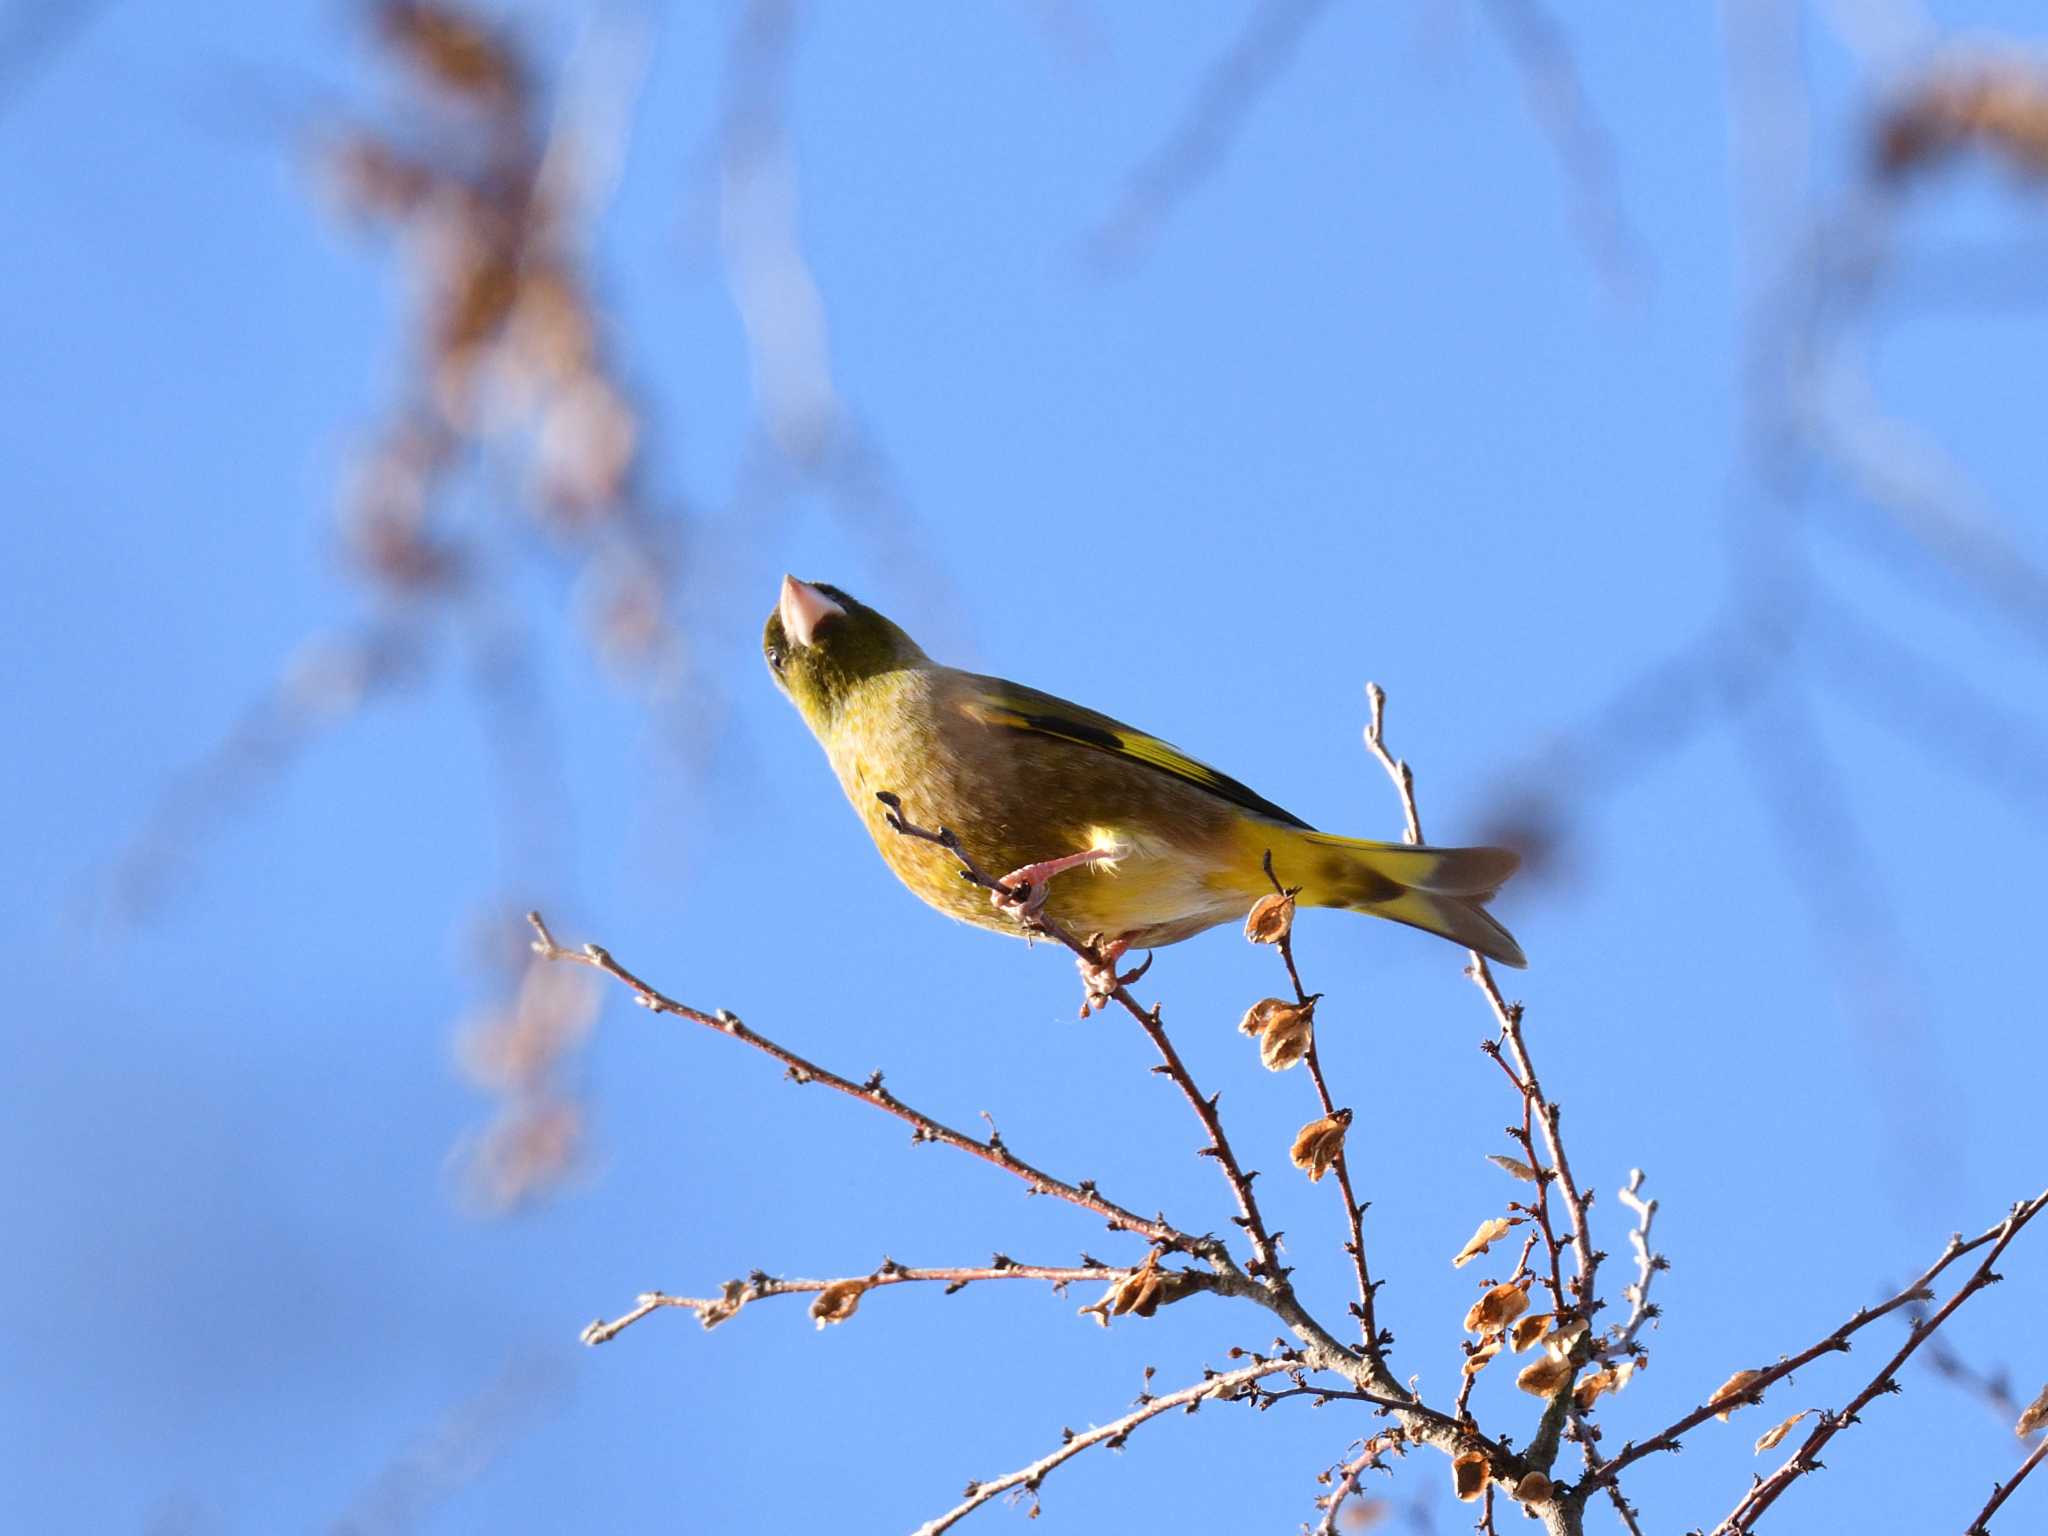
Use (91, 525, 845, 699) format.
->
(1516, 1354, 1574, 1397)
(1243, 891, 1296, 944)
(1512, 1471, 1553, 1505)
(1575, 1366, 1619, 1410)
(1239, 996, 1316, 1071)
(1081, 1252, 1192, 1325)
(1511, 1312, 1552, 1353)
(1462, 1338, 1502, 1378)
(1452, 1216, 1516, 1268)
(1712, 1369, 1767, 1421)
(1754, 1410, 1812, 1453)
(1542, 1318, 1589, 1360)
(1290, 1109, 1353, 1182)
(1488, 1153, 1539, 1182)
(1463, 1281, 1531, 1336)
(1450, 1450, 1490, 1502)
(808, 1279, 868, 1329)
(2018, 1383, 2048, 1439)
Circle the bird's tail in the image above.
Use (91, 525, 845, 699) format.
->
(1255, 826, 1526, 968)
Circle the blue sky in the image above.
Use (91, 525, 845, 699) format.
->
(3, 2, 2045, 1532)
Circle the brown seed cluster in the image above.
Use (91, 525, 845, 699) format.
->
(1239, 996, 1316, 1071)
(1081, 1251, 1195, 1325)
(1290, 1109, 1353, 1182)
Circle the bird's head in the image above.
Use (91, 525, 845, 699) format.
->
(764, 576, 928, 730)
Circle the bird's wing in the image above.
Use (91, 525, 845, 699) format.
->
(953, 674, 1312, 830)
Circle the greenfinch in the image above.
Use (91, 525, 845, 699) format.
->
(764, 576, 1524, 970)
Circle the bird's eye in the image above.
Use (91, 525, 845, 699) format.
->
(766, 645, 785, 674)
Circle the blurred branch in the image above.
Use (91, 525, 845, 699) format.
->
(1476, 0, 1646, 296)
(1917, 1324, 2024, 1427)
(329, 1351, 569, 1536)
(0, 0, 117, 114)
(1088, 0, 1336, 267)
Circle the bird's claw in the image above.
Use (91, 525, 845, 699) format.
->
(1075, 937, 1144, 1018)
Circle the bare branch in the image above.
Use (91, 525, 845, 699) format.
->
(1364, 682, 1598, 1474)
(526, 911, 1201, 1254)
(1256, 849, 1380, 1355)
(910, 1356, 1302, 1536)
(1965, 1434, 2048, 1536)
(581, 1260, 1145, 1345)
(1600, 1170, 1664, 1364)
(1714, 1191, 2048, 1531)
(1589, 1192, 2048, 1492)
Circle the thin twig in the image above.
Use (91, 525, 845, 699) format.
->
(1364, 682, 1596, 1475)
(1313, 1446, 1381, 1536)
(1260, 849, 1380, 1354)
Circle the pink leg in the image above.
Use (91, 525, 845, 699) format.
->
(992, 848, 1116, 916)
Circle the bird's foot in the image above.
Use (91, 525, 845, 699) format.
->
(992, 848, 1116, 919)
(1076, 936, 1149, 1018)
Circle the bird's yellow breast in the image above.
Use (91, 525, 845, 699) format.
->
(819, 668, 1263, 946)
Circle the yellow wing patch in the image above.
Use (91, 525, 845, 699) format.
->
(957, 688, 1310, 830)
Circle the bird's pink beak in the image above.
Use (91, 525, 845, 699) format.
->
(779, 575, 845, 648)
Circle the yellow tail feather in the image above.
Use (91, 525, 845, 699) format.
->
(1254, 826, 1526, 968)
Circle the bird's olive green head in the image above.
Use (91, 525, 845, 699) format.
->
(764, 576, 928, 732)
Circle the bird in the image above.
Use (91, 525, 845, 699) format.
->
(763, 575, 1524, 987)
